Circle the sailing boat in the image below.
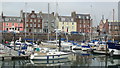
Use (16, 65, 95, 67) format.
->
(30, 3, 71, 60)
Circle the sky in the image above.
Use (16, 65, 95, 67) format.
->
(1, 0, 120, 2)
(0, 2, 119, 26)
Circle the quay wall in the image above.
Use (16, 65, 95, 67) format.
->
(2, 33, 86, 42)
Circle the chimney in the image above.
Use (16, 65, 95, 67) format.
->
(39, 11, 42, 14)
(32, 11, 35, 13)
(71, 11, 76, 18)
(106, 19, 108, 23)
(1, 12, 3, 18)
(51, 12, 54, 16)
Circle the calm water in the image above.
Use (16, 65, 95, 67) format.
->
(0, 50, 120, 68)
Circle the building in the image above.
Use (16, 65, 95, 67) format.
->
(71, 12, 92, 33)
(57, 16, 77, 33)
(98, 19, 120, 40)
(1, 13, 23, 32)
(99, 19, 109, 35)
(41, 12, 55, 33)
(21, 10, 42, 33)
(21, 10, 55, 33)
(108, 22, 120, 40)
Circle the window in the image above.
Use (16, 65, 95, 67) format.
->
(83, 20, 86, 23)
(34, 19, 36, 22)
(67, 22, 69, 25)
(86, 16, 89, 19)
(115, 26, 118, 29)
(5, 18, 9, 21)
(30, 24, 32, 27)
(38, 24, 40, 27)
(79, 29, 81, 32)
(62, 22, 64, 25)
(72, 22, 74, 25)
(31, 14, 36, 18)
(26, 24, 28, 27)
(12, 23, 14, 26)
(6, 23, 9, 26)
(84, 25, 86, 28)
(34, 24, 36, 27)
(62, 26, 64, 29)
(62, 18, 65, 21)
(26, 19, 28, 22)
(18, 23, 20, 26)
(71, 18, 73, 21)
(72, 26, 74, 29)
(38, 20, 40, 22)
(29, 29, 31, 32)
(51, 23, 54, 26)
(34, 29, 36, 32)
(18, 28, 20, 31)
(80, 24, 81, 28)
(30, 19, 32, 22)
(79, 16, 81, 18)
(40, 29, 42, 32)
(45, 23, 48, 26)
(6, 28, 8, 31)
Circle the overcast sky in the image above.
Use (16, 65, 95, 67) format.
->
(0, 2, 119, 26)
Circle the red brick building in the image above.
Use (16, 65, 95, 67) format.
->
(71, 12, 92, 33)
(99, 19, 109, 35)
(21, 11, 42, 33)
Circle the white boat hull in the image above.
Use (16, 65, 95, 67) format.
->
(30, 54, 69, 60)
(109, 49, 120, 55)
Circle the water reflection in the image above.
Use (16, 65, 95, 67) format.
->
(0, 51, 120, 67)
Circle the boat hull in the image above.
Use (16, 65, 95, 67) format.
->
(30, 54, 69, 60)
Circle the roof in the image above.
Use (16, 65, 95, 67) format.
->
(41, 13, 55, 22)
(23, 12, 55, 22)
(58, 16, 74, 22)
(108, 22, 120, 25)
(76, 14, 91, 19)
(3, 16, 22, 23)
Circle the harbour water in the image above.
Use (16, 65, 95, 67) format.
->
(0, 50, 120, 67)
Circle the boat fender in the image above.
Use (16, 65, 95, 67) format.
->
(110, 50, 114, 56)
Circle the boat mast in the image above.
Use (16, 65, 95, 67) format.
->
(113, 9, 115, 41)
(48, 3, 50, 41)
(90, 5, 92, 41)
(24, 2, 27, 42)
(56, 2, 58, 43)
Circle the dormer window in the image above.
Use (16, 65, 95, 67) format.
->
(86, 16, 89, 19)
(79, 16, 81, 18)
(31, 14, 36, 18)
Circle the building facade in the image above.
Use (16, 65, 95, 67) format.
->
(41, 12, 55, 33)
(108, 22, 120, 36)
(71, 12, 92, 33)
(21, 10, 55, 33)
(21, 11, 42, 33)
(57, 16, 77, 33)
(2, 14, 23, 32)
